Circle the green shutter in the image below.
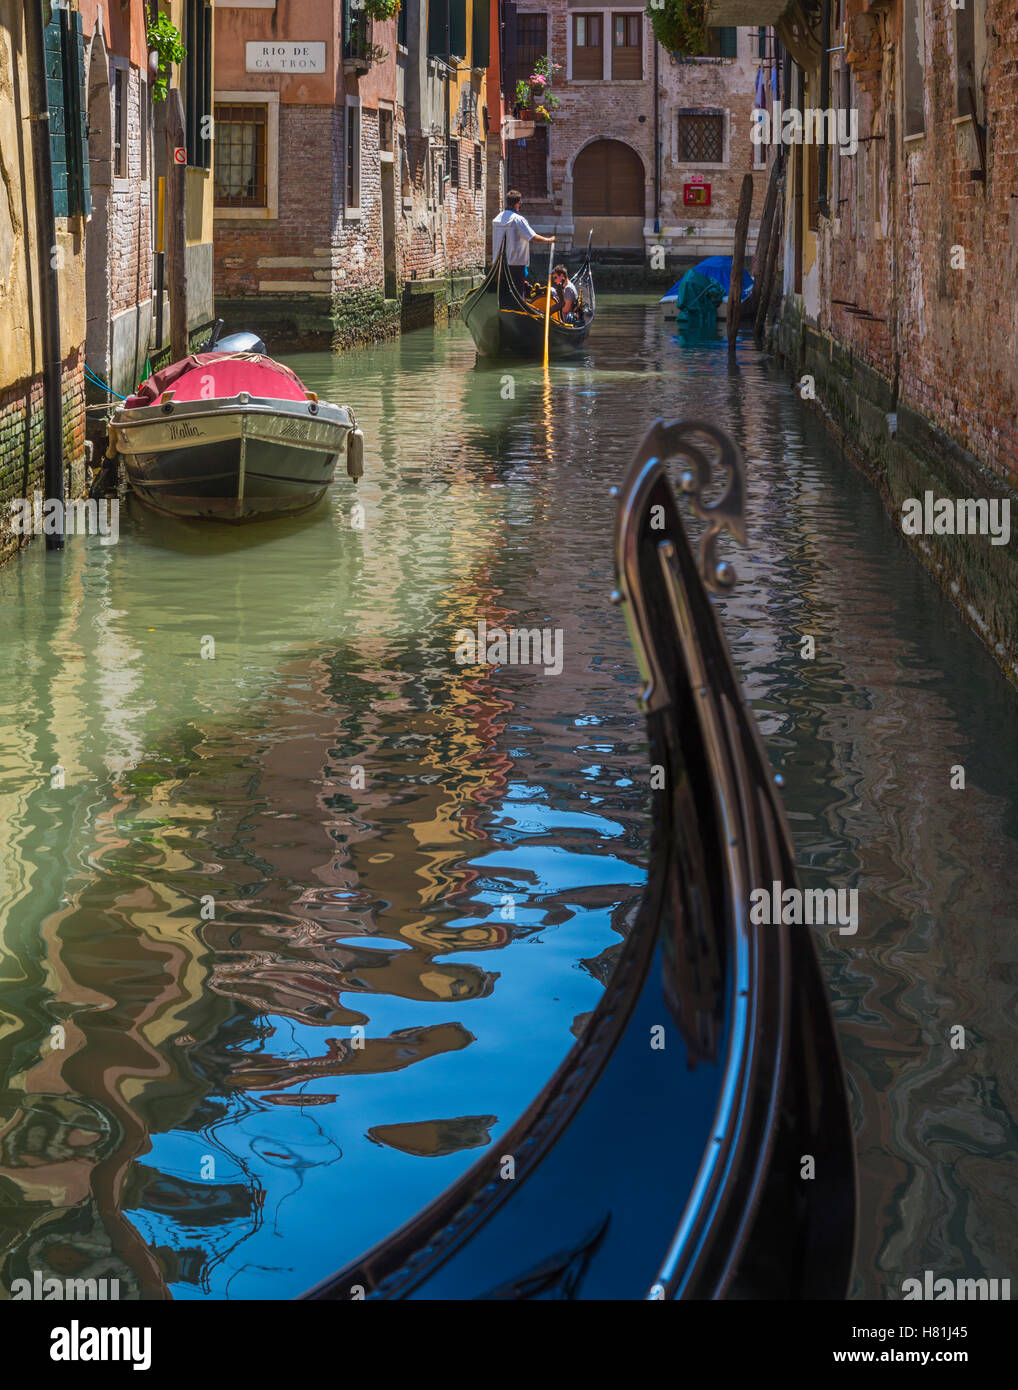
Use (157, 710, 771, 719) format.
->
(70, 11, 91, 216)
(44, 14, 69, 217)
(449, 0, 467, 59)
(720, 27, 737, 59)
(472, 0, 490, 67)
(428, 0, 447, 57)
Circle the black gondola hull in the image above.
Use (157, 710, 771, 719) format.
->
(302, 419, 856, 1301)
(461, 248, 595, 359)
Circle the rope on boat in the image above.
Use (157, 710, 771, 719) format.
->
(84, 365, 128, 400)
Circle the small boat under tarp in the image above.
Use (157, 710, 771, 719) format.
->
(107, 328, 364, 522)
(461, 242, 595, 359)
(661, 255, 754, 322)
(302, 418, 856, 1302)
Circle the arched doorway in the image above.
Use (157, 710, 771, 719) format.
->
(85, 35, 112, 384)
(572, 139, 645, 249)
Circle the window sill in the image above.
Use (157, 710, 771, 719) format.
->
(215, 207, 277, 220)
(345, 206, 364, 220)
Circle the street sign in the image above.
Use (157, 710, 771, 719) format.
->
(246, 42, 326, 74)
(173, 147, 187, 165)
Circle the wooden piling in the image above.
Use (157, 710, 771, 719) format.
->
(752, 154, 782, 287)
(755, 185, 784, 348)
(165, 89, 189, 362)
(727, 173, 754, 354)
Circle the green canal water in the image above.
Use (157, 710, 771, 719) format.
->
(0, 301, 1015, 1299)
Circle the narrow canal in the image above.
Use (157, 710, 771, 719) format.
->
(0, 301, 1015, 1300)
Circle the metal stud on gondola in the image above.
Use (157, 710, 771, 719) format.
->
(461, 238, 596, 360)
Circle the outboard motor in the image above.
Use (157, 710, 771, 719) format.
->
(213, 331, 267, 355)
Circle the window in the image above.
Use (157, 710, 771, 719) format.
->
(572, 14, 603, 80)
(955, 1, 979, 119)
(398, 0, 408, 48)
(379, 107, 394, 153)
(903, 0, 925, 138)
(677, 112, 724, 164)
(346, 101, 361, 209)
(140, 78, 148, 180)
(428, 0, 468, 60)
(184, 0, 212, 169)
(449, 136, 459, 189)
(214, 104, 268, 208)
(343, 0, 374, 61)
(705, 27, 737, 59)
(516, 13, 548, 77)
(612, 13, 641, 80)
(113, 66, 128, 179)
(475, 142, 483, 190)
(44, 7, 91, 217)
(511, 124, 548, 198)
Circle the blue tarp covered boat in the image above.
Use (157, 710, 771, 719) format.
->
(660, 256, 754, 321)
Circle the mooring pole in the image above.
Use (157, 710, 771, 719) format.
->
(543, 238, 555, 368)
(727, 174, 754, 355)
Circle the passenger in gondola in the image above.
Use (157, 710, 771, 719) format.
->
(551, 264, 580, 324)
(492, 190, 555, 304)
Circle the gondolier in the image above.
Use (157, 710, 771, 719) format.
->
(491, 190, 554, 301)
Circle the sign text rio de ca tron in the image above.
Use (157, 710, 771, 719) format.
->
(245, 42, 326, 74)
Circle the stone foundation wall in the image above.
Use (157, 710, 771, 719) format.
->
(776, 300, 1018, 684)
(0, 352, 87, 567)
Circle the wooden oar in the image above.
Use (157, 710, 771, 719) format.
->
(542, 238, 555, 368)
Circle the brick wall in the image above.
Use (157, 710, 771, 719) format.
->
(216, 97, 488, 347)
(0, 353, 86, 566)
(109, 65, 152, 320)
(801, 0, 1018, 492)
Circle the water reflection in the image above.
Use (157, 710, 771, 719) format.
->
(0, 301, 1015, 1299)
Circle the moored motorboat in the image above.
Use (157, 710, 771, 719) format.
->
(107, 329, 364, 522)
(461, 242, 595, 359)
(660, 255, 754, 323)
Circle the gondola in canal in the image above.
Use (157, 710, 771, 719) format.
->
(460, 240, 595, 359)
(303, 418, 857, 1301)
(105, 326, 365, 522)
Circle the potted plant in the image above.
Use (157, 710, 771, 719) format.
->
(361, 0, 401, 18)
(146, 4, 186, 103)
(513, 55, 563, 124)
(644, 0, 709, 57)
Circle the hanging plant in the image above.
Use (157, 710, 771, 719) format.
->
(146, 5, 186, 103)
(645, 0, 709, 58)
(513, 56, 563, 123)
(361, 0, 401, 19)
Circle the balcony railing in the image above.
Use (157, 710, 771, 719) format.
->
(342, 6, 375, 69)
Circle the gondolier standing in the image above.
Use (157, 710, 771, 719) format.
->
(492, 191, 555, 301)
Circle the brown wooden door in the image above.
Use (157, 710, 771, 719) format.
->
(573, 139, 644, 217)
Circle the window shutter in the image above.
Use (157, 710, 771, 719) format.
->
(201, 1, 213, 169)
(720, 27, 737, 58)
(71, 11, 91, 215)
(428, 0, 448, 56)
(449, 0, 468, 59)
(472, 0, 490, 68)
(44, 13, 69, 217)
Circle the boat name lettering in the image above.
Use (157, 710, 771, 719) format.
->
(169, 422, 201, 441)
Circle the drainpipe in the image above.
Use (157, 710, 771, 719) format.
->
(818, 0, 831, 218)
(653, 39, 660, 235)
(26, 0, 65, 550)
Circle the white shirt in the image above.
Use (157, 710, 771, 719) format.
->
(492, 209, 537, 267)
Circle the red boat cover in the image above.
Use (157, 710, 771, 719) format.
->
(124, 353, 309, 409)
